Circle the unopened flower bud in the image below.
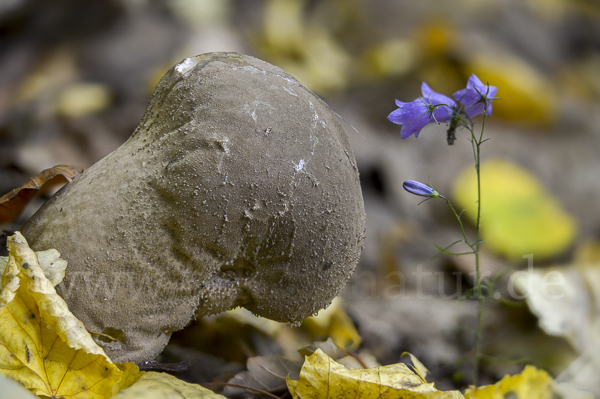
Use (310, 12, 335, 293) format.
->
(403, 180, 440, 198)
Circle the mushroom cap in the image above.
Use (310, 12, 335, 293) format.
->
(22, 52, 366, 362)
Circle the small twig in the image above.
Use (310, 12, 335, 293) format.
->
(87, 330, 117, 342)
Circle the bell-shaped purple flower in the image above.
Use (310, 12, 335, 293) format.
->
(388, 82, 457, 139)
(453, 74, 498, 118)
(403, 180, 440, 198)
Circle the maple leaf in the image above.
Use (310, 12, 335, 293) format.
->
(0, 232, 139, 399)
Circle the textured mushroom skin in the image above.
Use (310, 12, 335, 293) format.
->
(21, 53, 366, 363)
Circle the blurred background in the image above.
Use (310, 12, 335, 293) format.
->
(1, 0, 600, 394)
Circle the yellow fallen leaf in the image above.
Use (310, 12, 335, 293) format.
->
(1, 248, 67, 287)
(56, 83, 113, 118)
(263, 0, 304, 53)
(113, 372, 225, 399)
(0, 232, 140, 399)
(466, 55, 559, 126)
(34, 248, 68, 286)
(223, 308, 282, 336)
(452, 159, 576, 261)
(258, 0, 351, 94)
(287, 348, 465, 399)
(16, 48, 77, 103)
(465, 365, 553, 399)
(416, 21, 457, 59)
(223, 298, 362, 353)
(302, 298, 362, 351)
(403, 352, 430, 381)
(359, 39, 418, 80)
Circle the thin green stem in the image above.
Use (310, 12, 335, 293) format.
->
(433, 244, 475, 256)
(443, 197, 474, 251)
(472, 112, 487, 385)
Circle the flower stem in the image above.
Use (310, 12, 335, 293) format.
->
(472, 113, 487, 385)
(444, 200, 470, 249)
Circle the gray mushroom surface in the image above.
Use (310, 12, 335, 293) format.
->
(21, 52, 366, 363)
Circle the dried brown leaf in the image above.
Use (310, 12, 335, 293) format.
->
(0, 165, 83, 225)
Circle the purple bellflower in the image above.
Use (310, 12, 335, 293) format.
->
(402, 180, 441, 198)
(388, 82, 457, 139)
(453, 74, 498, 118)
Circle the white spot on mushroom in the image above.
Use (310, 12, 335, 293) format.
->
(275, 73, 298, 85)
(241, 65, 267, 75)
(308, 100, 326, 129)
(282, 86, 297, 97)
(175, 57, 199, 74)
(295, 159, 305, 172)
(244, 100, 276, 124)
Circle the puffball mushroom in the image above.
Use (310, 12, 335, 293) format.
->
(21, 52, 366, 363)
